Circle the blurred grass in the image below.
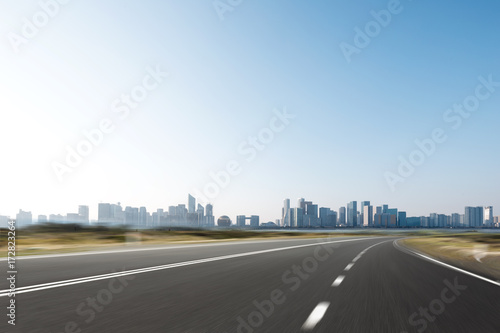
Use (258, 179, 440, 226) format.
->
(0, 224, 362, 256)
(402, 233, 500, 279)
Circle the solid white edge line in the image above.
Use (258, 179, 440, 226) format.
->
(332, 275, 345, 287)
(0, 237, 356, 261)
(393, 239, 500, 288)
(0, 237, 384, 297)
(302, 302, 330, 331)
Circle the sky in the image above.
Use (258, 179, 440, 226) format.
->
(1, 0, 499, 223)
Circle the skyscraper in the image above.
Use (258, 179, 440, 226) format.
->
(398, 211, 407, 227)
(98, 203, 112, 222)
(363, 205, 373, 227)
(484, 206, 494, 226)
(338, 207, 346, 225)
(298, 198, 305, 210)
(16, 210, 32, 227)
(188, 194, 196, 214)
(78, 205, 89, 223)
(282, 199, 290, 227)
(206, 204, 214, 226)
(294, 207, 304, 227)
(347, 201, 357, 227)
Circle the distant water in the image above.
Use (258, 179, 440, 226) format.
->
(254, 228, 500, 234)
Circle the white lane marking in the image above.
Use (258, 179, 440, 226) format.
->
(0, 237, 382, 297)
(0, 237, 358, 261)
(393, 240, 500, 288)
(332, 275, 345, 287)
(302, 302, 330, 331)
(344, 263, 354, 271)
(351, 239, 391, 263)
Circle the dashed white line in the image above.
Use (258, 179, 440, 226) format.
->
(332, 275, 345, 287)
(344, 263, 354, 271)
(302, 302, 330, 331)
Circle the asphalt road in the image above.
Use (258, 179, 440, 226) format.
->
(1, 236, 499, 332)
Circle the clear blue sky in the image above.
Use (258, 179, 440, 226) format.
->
(1, 0, 499, 222)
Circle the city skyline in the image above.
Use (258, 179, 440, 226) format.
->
(4, 194, 497, 229)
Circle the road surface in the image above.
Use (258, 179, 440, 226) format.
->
(1, 236, 499, 332)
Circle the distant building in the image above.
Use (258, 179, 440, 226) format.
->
(16, 210, 32, 227)
(282, 199, 290, 227)
(298, 207, 306, 227)
(363, 205, 373, 227)
(398, 212, 407, 227)
(38, 215, 47, 223)
(338, 207, 346, 225)
(465, 206, 484, 227)
(206, 204, 214, 227)
(78, 205, 89, 223)
(217, 216, 232, 227)
(250, 215, 259, 227)
(347, 201, 357, 227)
(188, 194, 196, 214)
(484, 206, 494, 226)
(237, 215, 246, 227)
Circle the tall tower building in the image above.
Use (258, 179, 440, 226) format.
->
(206, 204, 214, 226)
(338, 207, 346, 225)
(282, 198, 290, 227)
(347, 201, 357, 227)
(78, 205, 89, 223)
(298, 198, 305, 210)
(16, 210, 32, 227)
(188, 194, 196, 214)
(363, 205, 373, 227)
(485, 206, 494, 226)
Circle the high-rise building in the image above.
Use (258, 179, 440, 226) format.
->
(338, 207, 346, 225)
(294, 207, 304, 227)
(319, 208, 330, 227)
(298, 198, 305, 210)
(360, 201, 370, 227)
(484, 206, 494, 226)
(429, 213, 438, 228)
(363, 205, 373, 227)
(16, 210, 32, 227)
(78, 205, 89, 223)
(347, 201, 357, 227)
(237, 215, 246, 227)
(188, 194, 196, 214)
(282, 199, 290, 227)
(465, 206, 484, 227)
(451, 213, 461, 228)
(98, 203, 112, 221)
(139, 207, 147, 226)
(250, 215, 259, 227)
(206, 204, 214, 226)
(305, 203, 318, 227)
